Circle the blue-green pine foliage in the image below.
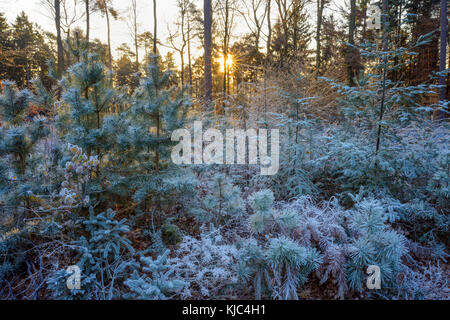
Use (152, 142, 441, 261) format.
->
(106, 54, 196, 209)
(124, 249, 187, 300)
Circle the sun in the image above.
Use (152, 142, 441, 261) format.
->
(219, 54, 233, 73)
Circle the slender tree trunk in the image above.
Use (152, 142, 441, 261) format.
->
(266, 0, 271, 59)
(105, 3, 112, 70)
(26, 58, 31, 88)
(316, 0, 325, 76)
(180, 53, 185, 87)
(133, 0, 139, 68)
(85, 0, 90, 51)
(293, 13, 298, 52)
(55, 0, 64, 78)
(276, 0, 289, 65)
(347, 0, 356, 86)
(75, 31, 81, 62)
(253, 0, 261, 55)
(66, 28, 72, 67)
(447, 46, 450, 101)
(362, 0, 367, 40)
(376, 0, 389, 156)
(153, 0, 160, 173)
(393, 0, 402, 82)
(204, 0, 213, 109)
(223, 0, 230, 100)
(227, 61, 231, 95)
(438, 0, 447, 118)
(153, 0, 157, 54)
(187, 14, 193, 91)
(181, 8, 186, 86)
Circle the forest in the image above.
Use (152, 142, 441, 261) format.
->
(0, 0, 448, 301)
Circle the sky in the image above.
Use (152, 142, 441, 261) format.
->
(0, 0, 180, 59)
(0, 0, 349, 68)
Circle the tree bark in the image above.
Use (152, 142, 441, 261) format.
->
(180, 5, 186, 86)
(85, 0, 90, 51)
(132, 0, 139, 68)
(105, 2, 112, 70)
(275, 0, 289, 65)
(187, 11, 193, 91)
(55, 0, 65, 77)
(153, 0, 157, 54)
(375, 0, 389, 156)
(266, 0, 271, 60)
(347, 0, 356, 86)
(393, 0, 402, 82)
(438, 0, 447, 111)
(223, 0, 230, 99)
(153, 0, 159, 174)
(316, 0, 325, 76)
(204, 0, 213, 109)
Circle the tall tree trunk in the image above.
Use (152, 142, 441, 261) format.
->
(66, 28, 72, 67)
(447, 45, 450, 102)
(362, 0, 367, 41)
(187, 13, 193, 91)
(85, 0, 90, 51)
(253, 0, 261, 55)
(293, 12, 298, 52)
(438, 0, 447, 118)
(204, 0, 213, 109)
(180, 53, 185, 87)
(376, 0, 389, 156)
(393, 0, 402, 82)
(153, 0, 160, 175)
(55, 0, 64, 78)
(316, 0, 325, 76)
(276, 0, 289, 65)
(266, 0, 271, 60)
(105, 2, 112, 70)
(132, 0, 139, 69)
(347, 0, 356, 86)
(153, 0, 157, 54)
(223, 0, 230, 100)
(180, 7, 186, 87)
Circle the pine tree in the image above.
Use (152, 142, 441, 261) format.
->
(0, 13, 13, 81)
(10, 12, 52, 88)
(60, 51, 115, 164)
(189, 173, 244, 225)
(111, 54, 194, 212)
(346, 198, 408, 291)
(0, 81, 49, 205)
